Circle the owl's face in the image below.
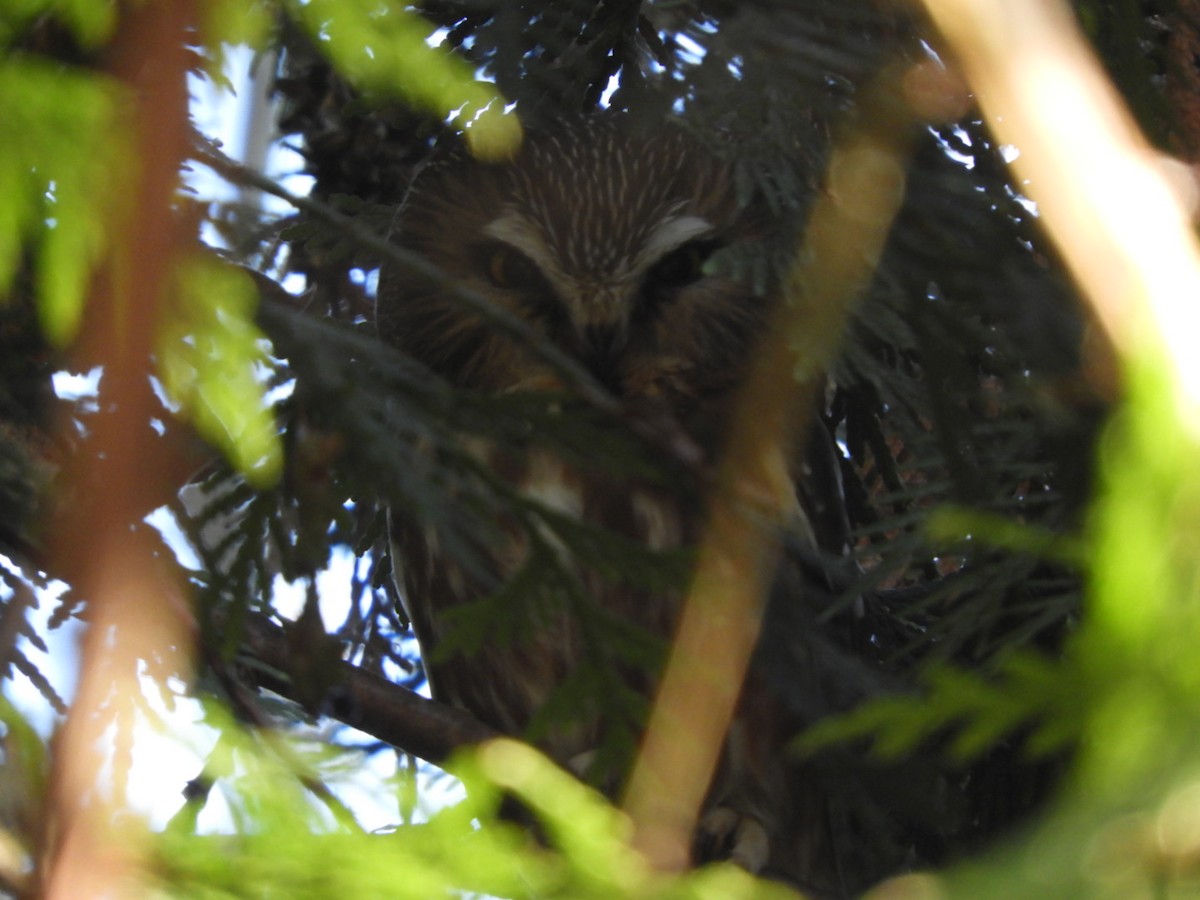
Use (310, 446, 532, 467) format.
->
(377, 118, 764, 400)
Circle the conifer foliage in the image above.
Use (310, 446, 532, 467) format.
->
(0, 0, 1198, 897)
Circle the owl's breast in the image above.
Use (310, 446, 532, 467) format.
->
(394, 442, 694, 761)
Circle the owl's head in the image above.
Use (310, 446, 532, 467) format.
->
(377, 116, 764, 399)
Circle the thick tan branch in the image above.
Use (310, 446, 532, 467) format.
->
(622, 67, 931, 871)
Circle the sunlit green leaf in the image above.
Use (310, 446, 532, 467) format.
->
(285, 0, 523, 160)
(56, 0, 117, 43)
(149, 710, 799, 898)
(0, 58, 126, 344)
(159, 256, 283, 487)
(199, 0, 274, 83)
(925, 505, 1086, 568)
(1070, 337, 1200, 799)
(0, 0, 116, 47)
(36, 215, 99, 346)
(476, 739, 642, 887)
(464, 740, 800, 899)
(0, 161, 31, 294)
(0, 695, 46, 823)
(798, 649, 1084, 765)
(204, 0, 273, 50)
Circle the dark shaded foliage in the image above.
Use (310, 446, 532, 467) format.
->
(11, 0, 1188, 892)
(189, 1, 1111, 884)
(166, 0, 1121, 884)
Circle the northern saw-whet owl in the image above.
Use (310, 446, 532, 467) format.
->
(377, 116, 849, 891)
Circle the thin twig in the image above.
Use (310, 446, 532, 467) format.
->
(209, 651, 364, 832)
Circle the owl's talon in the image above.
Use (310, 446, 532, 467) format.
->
(566, 749, 596, 777)
(695, 807, 770, 873)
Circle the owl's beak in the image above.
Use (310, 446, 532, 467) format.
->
(579, 322, 627, 389)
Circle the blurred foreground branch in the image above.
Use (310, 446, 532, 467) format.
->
(622, 59, 965, 871)
(43, 2, 197, 896)
(920, 0, 1200, 401)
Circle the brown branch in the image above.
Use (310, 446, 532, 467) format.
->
(233, 613, 498, 765)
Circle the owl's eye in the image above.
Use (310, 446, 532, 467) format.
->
(644, 240, 717, 291)
(486, 246, 542, 290)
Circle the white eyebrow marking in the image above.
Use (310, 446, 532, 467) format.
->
(483, 211, 562, 278)
(640, 214, 715, 268)
(484, 211, 546, 258)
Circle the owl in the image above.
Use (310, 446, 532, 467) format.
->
(377, 115, 863, 893)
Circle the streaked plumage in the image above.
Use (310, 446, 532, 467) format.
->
(377, 116, 863, 894)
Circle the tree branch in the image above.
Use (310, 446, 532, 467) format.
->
(234, 613, 498, 765)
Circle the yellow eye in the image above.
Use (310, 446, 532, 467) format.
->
(487, 247, 540, 289)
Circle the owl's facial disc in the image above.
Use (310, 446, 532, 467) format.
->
(483, 211, 634, 333)
(483, 208, 718, 312)
(480, 205, 724, 389)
